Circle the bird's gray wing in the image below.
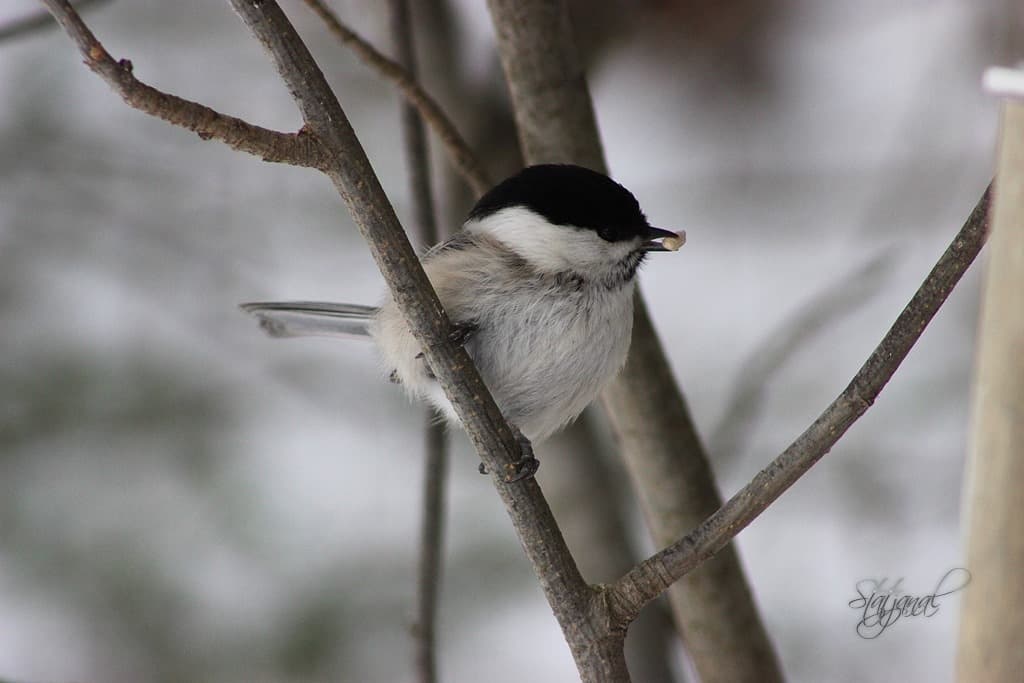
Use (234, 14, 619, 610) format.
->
(240, 301, 377, 340)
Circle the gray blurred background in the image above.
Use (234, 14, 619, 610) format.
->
(0, 0, 1008, 681)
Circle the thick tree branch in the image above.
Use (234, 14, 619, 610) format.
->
(389, 1, 448, 681)
(603, 298, 782, 683)
(485, 1, 780, 680)
(40, 0, 329, 168)
(608, 183, 992, 624)
(301, 0, 491, 197)
(486, 0, 605, 171)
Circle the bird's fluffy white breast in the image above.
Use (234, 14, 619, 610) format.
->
(370, 221, 637, 441)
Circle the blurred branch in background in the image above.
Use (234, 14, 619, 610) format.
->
(0, 0, 108, 43)
(483, 1, 783, 680)
(387, 1, 448, 681)
(958, 95, 1024, 681)
(300, 0, 491, 196)
(709, 251, 893, 466)
(609, 183, 992, 623)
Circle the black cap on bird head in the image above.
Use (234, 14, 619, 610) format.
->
(468, 164, 681, 250)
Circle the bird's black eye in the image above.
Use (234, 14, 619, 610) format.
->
(597, 226, 615, 242)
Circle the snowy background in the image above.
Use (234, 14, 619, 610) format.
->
(0, 0, 1005, 681)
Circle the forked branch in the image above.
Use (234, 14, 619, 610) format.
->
(40, 0, 330, 168)
(607, 184, 992, 626)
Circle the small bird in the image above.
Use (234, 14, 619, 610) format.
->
(242, 164, 684, 476)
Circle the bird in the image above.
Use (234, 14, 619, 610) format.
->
(242, 164, 684, 477)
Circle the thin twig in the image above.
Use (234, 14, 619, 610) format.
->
(391, 0, 440, 247)
(301, 0, 491, 197)
(607, 183, 993, 626)
(709, 250, 894, 462)
(0, 0, 108, 42)
(388, 0, 448, 681)
(39, 0, 329, 169)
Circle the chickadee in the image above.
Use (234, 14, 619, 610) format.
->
(243, 164, 684, 466)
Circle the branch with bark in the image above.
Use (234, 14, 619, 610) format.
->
(607, 184, 991, 625)
(40, 0, 328, 168)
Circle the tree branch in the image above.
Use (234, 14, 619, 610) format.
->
(412, 417, 447, 683)
(608, 183, 992, 624)
(388, 1, 448, 681)
(39, 0, 329, 168)
(485, 1, 781, 680)
(301, 0, 491, 197)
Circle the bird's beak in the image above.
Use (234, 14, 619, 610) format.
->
(641, 226, 686, 252)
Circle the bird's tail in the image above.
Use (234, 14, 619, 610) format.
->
(240, 301, 377, 340)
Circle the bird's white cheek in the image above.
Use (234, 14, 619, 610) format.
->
(570, 238, 637, 271)
(467, 208, 634, 274)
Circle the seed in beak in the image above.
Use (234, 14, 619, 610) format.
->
(661, 230, 686, 251)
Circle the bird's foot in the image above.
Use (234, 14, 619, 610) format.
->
(448, 321, 477, 347)
(416, 321, 477, 362)
(504, 426, 539, 482)
(477, 425, 539, 482)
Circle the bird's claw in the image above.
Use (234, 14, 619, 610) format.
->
(416, 321, 477, 362)
(477, 425, 540, 482)
(503, 455, 539, 482)
(448, 321, 477, 347)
